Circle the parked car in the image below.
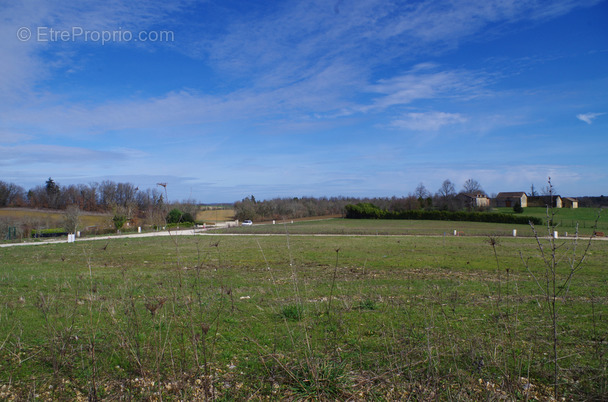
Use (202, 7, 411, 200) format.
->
(242, 220, 253, 226)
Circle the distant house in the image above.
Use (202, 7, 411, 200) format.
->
(457, 192, 490, 208)
(495, 192, 527, 208)
(528, 195, 563, 208)
(562, 197, 578, 209)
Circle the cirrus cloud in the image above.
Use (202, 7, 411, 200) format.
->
(576, 112, 604, 124)
(390, 111, 467, 131)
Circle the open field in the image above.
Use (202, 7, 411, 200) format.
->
(195, 208, 235, 223)
(493, 207, 607, 233)
(223, 216, 603, 237)
(0, 208, 112, 230)
(0, 223, 607, 400)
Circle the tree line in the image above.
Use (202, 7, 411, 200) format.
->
(233, 179, 490, 221)
(0, 178, 165, 213)
(232, 178, 605, 221)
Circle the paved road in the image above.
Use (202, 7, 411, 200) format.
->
(0, 227, 212, 248)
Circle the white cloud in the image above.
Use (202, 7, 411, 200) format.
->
(0, 130, 33, 143)
(576, 112, 604, 124)
(0, 144, 128, 164)
(0, 0, 191, 103)
(390, 112, 467, 131)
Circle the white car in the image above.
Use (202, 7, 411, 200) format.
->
(242, 220, 253, 226)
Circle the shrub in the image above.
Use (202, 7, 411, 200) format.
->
(344, 204, 542, 225)
(181, 212, 195, 223)
(166, 209, 195, 224)
(112, 214, 127, 231)
(513, 202, 524, 213)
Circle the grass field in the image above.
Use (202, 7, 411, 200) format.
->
(1, 218, 606, 400)
(0, 208, 112, 230)
(493, 207, 606, 233)
(195, 208, 235, 223)
(224, 215, 603, 237)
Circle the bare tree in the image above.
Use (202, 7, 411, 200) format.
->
(63, 205, 81, 234)
(461, 178, 484, 194)
(530, 184, 538, 196)
(520, 177, 599, 399)
(0, 181, 26, 207)
(414, 182, 431, 199)
(436, 179, 456, 199)
(541, 179, 555, 196)
(435, 179, 459, 211)
(99, 180, 117, 208)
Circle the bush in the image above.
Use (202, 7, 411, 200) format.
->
(166, 209, 196, 225)
(112, 214, 127, 231)
(181, 212, 195, 223)
(344, 204, 542, 225)
(513, 202, 524, 213)
(344, 203, 385, 219)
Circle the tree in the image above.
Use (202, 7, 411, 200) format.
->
(63, 205, 81, 233)
(520, 177, 599, 399)
(414, 183, 431, 200)
(0, 181, 26, 207)
(462, 178, 484, 194)
(45, 177, 61, 209)
(437, 179, 456, 199)
(530, 184, 538, 197)
(99, 180, 117, 208)
(45, 177, 59, 195)
(112, 214, 127, 232)
(435, 179, 459, 211)
(167, 208, 183, 224)
(166, 208, 195, 224)
(541, 178, 555, 196)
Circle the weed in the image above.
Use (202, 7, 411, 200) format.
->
(289, 358, 350, 400)
(357, 299, 377, 310)
(280, 304, 304, 321)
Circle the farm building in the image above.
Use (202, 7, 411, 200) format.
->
(457, 192, 490, 208)
(562, 197, 578, 208)
(527, 195, 563, 208)
(495, 192, 527, 208)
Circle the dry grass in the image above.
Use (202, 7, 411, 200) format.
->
(0, 208, 111, 229)
(195, 208, 235, 222)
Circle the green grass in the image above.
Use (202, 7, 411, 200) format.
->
(223, 215, 603, 236)
(0, 227, 606, 399)
(493, 207, 606, 233)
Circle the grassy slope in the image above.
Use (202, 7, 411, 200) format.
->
(0, 208, 111, 229)
(493, 207, 606, 232)
(195, 208, 235, 222)
(0, 228, 606, 400)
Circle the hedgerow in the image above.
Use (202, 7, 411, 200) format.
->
(345, 203, 542, 225)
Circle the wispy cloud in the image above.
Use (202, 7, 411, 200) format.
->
(0, 144, 130, 165)
(390, 112, 467, 131)
(576, 112, 604, 124)
(0, 0, 605, 201)
(1, 0, 191, 102)
(363, 67, 488, 114)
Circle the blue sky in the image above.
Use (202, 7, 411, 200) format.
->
(1, 0, 607, 203)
